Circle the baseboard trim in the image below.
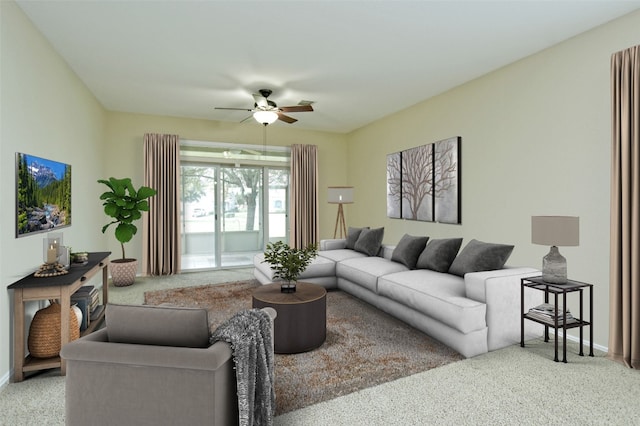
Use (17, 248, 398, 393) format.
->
(0, 371, 10, 391)
(552, 329, 608, 353)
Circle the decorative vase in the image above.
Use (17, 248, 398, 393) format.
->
(28, 302, 80, 358)
(110, 258, 138, 287)
(71, 304, 83, 331)
(280, 282, 297, 293)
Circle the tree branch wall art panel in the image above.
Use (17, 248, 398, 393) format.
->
(386, 152, 402, 218)
(401, 144, 434, 222)
(387, 137, 461, 224)
(434, 136, 461, 224)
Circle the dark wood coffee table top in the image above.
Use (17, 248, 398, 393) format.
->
(252, 282, 326, 305)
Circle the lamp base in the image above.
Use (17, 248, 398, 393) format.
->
(542, 246, 567, 284)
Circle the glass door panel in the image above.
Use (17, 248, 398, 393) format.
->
(180, 163, 288, 271)
(180, 165, 217, 270)
(219, 166, 264, 267)
(268, 168, 289, 244)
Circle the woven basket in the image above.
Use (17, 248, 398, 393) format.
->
(28, 302, 80, 358)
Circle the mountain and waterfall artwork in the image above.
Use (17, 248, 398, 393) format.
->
(16, 153, 72, 237)
(386, 137, 461, 224)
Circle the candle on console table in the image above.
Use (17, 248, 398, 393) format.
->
(47, 245, 57, 264)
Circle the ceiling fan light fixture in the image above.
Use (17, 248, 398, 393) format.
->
(253, 110, 278, 125)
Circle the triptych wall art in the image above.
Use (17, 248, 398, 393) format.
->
(386, 136, 461, 224)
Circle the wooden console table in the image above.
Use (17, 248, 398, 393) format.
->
(8, 252, 110, 382)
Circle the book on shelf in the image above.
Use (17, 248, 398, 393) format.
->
(527, 303, 578, 325)
(90, 305, 105, 322)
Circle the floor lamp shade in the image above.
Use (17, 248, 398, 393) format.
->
(531, 216, 579, 284)
(328, 187, 354, 239)
(328, 187, 354, 204)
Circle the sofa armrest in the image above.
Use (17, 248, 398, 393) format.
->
(464, 267, 543, 351)
(320, 239, 347, 250)
(465, 267, 538, 302)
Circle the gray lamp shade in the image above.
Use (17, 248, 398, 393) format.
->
(531, 216, 579, 247)
(328, 187, 354, 204)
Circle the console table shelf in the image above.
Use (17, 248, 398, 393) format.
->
(8, 252, 110, 382)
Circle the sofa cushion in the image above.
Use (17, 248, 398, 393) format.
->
(378, 270, 486, 334)
(106, 303, 210, 348)
(416, 238, 463, 272)
(391, 234, 429, 269)
(449, 239, 515, 277)
(345, 226, 369, 249)
(254, 252, 336, 281)
(337, 256, 408, 293)
(354, 227, 385, 256)
(318, 249, 367, 263)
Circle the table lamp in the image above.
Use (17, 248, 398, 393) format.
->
(328, 186, 354, 239)
(531, 216, 579, 284)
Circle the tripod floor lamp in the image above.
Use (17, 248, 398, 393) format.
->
(328, 186, 354, 239)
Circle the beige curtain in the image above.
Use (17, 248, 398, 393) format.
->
(142, 133, 181, 275)
(289, 144, 319, 248)
(609, 45, 640, 369)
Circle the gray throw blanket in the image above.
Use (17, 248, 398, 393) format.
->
(210, 309, 275, 426)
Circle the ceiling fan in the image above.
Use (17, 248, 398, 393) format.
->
(215, 89, 314, 125)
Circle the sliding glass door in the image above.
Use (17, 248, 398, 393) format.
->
(180, 163, 288, 271)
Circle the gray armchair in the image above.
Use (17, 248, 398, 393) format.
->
(60, 303, 276, 426)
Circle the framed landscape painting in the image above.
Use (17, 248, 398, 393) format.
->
(16, 153, 72, 237)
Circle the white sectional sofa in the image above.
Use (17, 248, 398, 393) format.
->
(254, 237, 543, 358)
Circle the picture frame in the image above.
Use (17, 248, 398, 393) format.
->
(16, 152, 72, 237)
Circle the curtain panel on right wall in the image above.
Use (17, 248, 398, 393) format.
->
(386, 136, 461, 224)
(609, 44, 640, 369)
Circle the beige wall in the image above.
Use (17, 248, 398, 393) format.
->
(347, 10, 640, 349)
(103, 111, 348, 263)
(1, 2, 107, 383)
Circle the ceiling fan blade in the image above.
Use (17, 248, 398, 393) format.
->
(277, 113, 297, 124)
(279, 105, 314, 113)
(215, 107, 253, 111)
(240, 115, 253, 123)
(252, 93, 269, 108)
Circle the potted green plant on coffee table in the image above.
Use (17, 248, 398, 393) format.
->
(98, 177, 157, 287)
(262, 241, 318, 293)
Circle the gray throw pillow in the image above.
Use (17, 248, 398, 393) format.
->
(416, 238, 463, 272)
(448, 239, 515, 277)
(106, 303, 210, 348)
(346, 226, 369, 249)
(354, 227, 385, 256)
(391, 234, 429, 269)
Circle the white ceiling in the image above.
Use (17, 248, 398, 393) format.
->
(16, 1, 640, 134)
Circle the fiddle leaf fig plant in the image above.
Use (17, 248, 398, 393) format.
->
(98, 177, 157, 260)
(262, 241, 318, 284)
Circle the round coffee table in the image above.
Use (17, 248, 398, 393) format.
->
(252, 282, 327, 354)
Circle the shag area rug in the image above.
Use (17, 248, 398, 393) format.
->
(144, 280, 463, 415)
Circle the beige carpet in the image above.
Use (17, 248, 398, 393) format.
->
(144, 280, 464, 415)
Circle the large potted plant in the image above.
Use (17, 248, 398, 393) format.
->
(98, 177, 157, 286)
(262, 241, 318, 293)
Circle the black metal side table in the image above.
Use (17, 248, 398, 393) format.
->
(520, 276, 593, 363)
